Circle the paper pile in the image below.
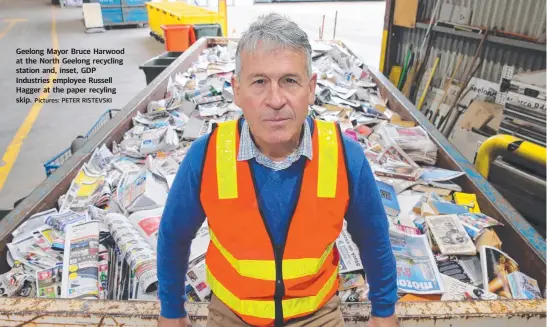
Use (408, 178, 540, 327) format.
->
(5, 41, 541, 304)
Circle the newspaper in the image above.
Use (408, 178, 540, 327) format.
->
(186, 257, 211, 301)
(60, 164, 105, 212)
(426, 215, 477, 255)
(0, 262, 29, 297)
(339, 284, 369, 302)
(36, 266, 62, 298)
(98, 252, 109, 300)
(436, 256, 483, 287)
(45, 210, 88, 232)
(389, 229, 444, 294)
(7, 234, 58, 272)
(378, 123, 438, 165)
(420, 166, 465, 182)
(12, 208, 58, 241)
(103, 213, 158, 294)
(480, 245, 519, 298)
(339, 273, 366, 291)
(61, 221, 100, 299)
(127, 207, 163, 250)
(441, 274, 498, 301)
(456, 213, 503, 240)
(336, 222, 363, 273)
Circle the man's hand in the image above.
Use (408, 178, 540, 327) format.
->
(157, 316, 192, 327)
(369, 315, 399, 327)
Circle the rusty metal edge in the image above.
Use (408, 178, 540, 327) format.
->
(0, 297, 544, 321)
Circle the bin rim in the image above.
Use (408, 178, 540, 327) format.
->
(161, 24, 192, 31)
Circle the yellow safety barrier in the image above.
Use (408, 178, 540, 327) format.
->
(475, 134, 547, 179)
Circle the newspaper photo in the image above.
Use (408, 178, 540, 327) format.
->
(389, 229, 444, 294)
(186, 258, 211, 301)
(480, 245, 520, 298)
(456, 213, 503, 240)
(127, 207, 163, 250)
(441, 274, 497, 301)
(61, 220, 100, 299)
(426, 215, 477, 255)
(0, 261, 29, 297)
(336, 222, 363, 273)
(103, 213, 158, 294)
(36, 266, 62, 298)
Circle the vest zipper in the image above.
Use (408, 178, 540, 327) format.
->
(248, 159, 305, 327)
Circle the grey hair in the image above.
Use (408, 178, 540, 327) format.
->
(235, 13, 313, 78)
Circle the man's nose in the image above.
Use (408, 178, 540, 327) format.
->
(266, 84, 287, 110)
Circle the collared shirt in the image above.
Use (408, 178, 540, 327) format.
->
(237, 119, 313, 171)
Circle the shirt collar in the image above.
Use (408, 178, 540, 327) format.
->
(237, 119, 313, 163)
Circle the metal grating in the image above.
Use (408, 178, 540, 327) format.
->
(395, 27, 546, 89)
(417, 0, 547, 40)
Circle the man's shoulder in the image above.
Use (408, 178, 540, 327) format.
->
(181, 133, 211, 173)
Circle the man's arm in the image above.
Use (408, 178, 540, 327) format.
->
(157, 136, 208, 324)
(342, 137, 398, 322)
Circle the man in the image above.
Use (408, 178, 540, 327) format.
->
(157, 13, 398, 327)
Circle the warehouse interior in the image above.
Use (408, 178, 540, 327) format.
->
(0, 0, 546, 324)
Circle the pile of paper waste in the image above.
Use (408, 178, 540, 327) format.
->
(2, 41, 543, 304)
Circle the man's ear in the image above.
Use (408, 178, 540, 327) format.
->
(308, 72, 318, 105)
(231, 74, 240, 106)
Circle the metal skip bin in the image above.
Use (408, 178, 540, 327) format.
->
(0, 38, 545, 326)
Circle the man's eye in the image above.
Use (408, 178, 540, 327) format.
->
(285, 78, 297, 84)
(253, 79, 265, 85)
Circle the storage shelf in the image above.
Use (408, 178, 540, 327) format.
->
(414, 22, 546, 53)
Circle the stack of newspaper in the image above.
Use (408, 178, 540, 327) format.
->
(3, 41, 541, 305)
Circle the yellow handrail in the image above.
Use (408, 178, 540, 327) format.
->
(475, 134, 547, 179)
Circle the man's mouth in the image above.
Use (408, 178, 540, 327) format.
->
(265, 117, 290, 122)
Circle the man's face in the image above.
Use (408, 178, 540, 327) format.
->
(232, 46, 317, 145)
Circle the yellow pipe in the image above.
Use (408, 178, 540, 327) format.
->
(475, 134, 547, 179)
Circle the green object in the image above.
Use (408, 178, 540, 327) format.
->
(398, 45, 413, 90)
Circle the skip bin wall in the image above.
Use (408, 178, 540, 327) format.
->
(0, 38, 545, 325)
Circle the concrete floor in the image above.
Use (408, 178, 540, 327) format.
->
(0, 0, 385, 210)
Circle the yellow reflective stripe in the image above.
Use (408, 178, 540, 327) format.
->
(316, 120, 338, 198)
(216, 120, 238, 199)
(210, 229, 275, 280)
(282, 265, 338, 318)
(282, 243, 334, 280)
(206, 265, 339, 320)
(210, 229, 335, 280)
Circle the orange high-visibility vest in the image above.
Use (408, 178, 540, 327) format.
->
(200, 118, 350, 327)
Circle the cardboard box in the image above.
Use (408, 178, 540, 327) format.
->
(459, 100, 504, 132)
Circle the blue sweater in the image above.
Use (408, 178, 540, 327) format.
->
(157, 118, 398, 320)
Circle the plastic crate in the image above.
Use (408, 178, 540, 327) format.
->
(139, 56, 176, 85)
(123, 6, 147, 23)
(43, 109, 120, 177)
(92, 0, 121, 6)
(102, 7, 123, 24)
(121, 0, 147, 6)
